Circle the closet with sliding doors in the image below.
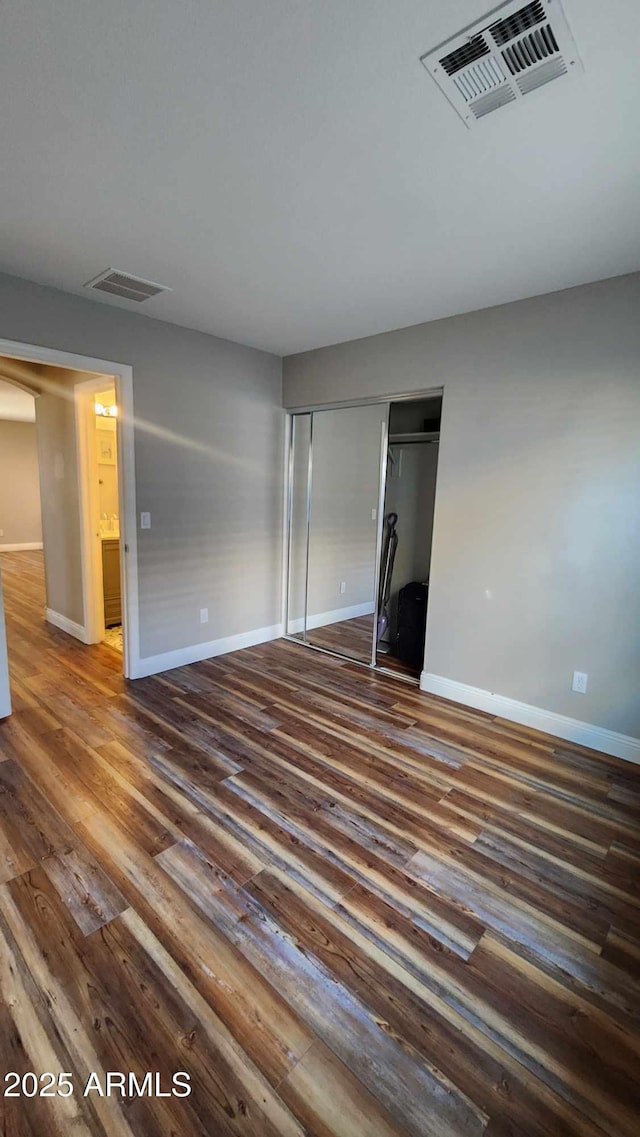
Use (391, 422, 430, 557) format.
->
(284, 392, 442, 682)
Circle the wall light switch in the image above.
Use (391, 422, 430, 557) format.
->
(140, 512, 151, 530)
(340, 581, 346, 594)
(572, 671, 588, 694)
(371, 508, 377, 521)
(200, 608, 209, 624)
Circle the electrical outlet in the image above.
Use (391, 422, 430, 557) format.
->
(572, 671, 588, 694)
(339, 581, 346, 594)
(200, 608, 209, 624)
(140, 511, 151, 530)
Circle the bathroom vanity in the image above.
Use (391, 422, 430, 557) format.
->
(102, 537, 121, 626)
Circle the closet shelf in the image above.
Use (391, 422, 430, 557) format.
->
(389, 431, 439, 444)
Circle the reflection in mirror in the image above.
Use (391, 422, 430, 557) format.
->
(286, 413, 311, 638)
(305, 404, 387, 663)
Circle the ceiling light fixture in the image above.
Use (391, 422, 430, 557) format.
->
(95, 402, 118, 417)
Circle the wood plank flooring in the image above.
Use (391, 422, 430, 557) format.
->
(1, 549, 639, 1137)
(292, 613, 421, 679)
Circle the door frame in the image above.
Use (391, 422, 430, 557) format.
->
(370, 414, 390, 667)
(283, 387, 444, 675)
(0, 337, 139, 679)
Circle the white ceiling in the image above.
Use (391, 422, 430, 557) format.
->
(0, 0, 638, 356)
(0, 378, 36, 422)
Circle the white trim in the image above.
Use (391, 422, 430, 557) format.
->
(285, 385, 444, 414)
(0, 542, 43, 552)
(131, 623, 284, 680)
(46, 608, 90, 644)
(0, 570, 11, 718)
(370, 414, 390, 666)
(281, 411, 292, 640)
(0, 337, 139, 680)
(420, 671, 640, 765)
(287, 601, 375, 636)
(114, 365, 138, 682)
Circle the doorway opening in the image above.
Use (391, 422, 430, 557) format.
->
(283, 390, 442, 683)
(0, 338, 138, 680)
(0, 378, 42, 557)
(77, 378, 124, 655)
(376, 394, 441, 680)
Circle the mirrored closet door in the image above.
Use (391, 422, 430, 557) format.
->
(285, 391, 442, 677)
(286, 403, 388, 664)
(285, 412, 312, 643)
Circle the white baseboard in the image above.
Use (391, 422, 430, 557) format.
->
(46, 608, 90, 644)
(287, 601, 375, 636)
(0, 542, 43, 552)
(131, 622, 284, 680)
(420, 672, 640, 765)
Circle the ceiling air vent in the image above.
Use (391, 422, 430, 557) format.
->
(84, 268, 171, 303)
(420, 0, 582, 127)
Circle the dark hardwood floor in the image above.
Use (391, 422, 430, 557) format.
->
(1, 549, 639, 1137)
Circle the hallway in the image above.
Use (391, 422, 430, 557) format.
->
(1, 550, 640, 1137)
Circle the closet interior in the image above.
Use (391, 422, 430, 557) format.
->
(285, 392, 442, 681)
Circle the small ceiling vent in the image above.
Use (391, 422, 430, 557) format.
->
(421, 0, 582, 127)
(84, 268, 171, 303)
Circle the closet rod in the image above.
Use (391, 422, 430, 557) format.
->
(388, 431, 439, 444)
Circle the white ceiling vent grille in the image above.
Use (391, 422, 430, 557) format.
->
(421, 0, 582, 127)
(84, 268, 171, 303)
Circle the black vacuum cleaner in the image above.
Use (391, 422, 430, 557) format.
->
(377, 510, 428, 669)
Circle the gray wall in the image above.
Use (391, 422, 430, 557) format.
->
(0, 271, 284, 661)
(284, 273, 640, 738)
(35, 371, 85, 626)
(0, 418, 42, 546)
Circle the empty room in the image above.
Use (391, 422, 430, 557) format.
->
(0, 2, 639, 1136)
